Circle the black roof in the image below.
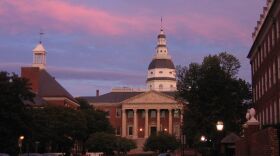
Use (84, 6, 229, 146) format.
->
(146, 77, 176, 81)
(148, 59, 175, 70)
(81, 91, 176, 103)
(157, 34, 166, 38)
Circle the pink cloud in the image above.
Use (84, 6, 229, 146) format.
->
(0, 0, 251, 44)
(0, 1, 154, 35)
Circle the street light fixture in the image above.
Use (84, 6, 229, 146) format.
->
(216, 121, 224, 131)
(18, 135, 25, 155)
(200, 135, 206, 142)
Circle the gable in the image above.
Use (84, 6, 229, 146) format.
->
(122, 91, 177, 104)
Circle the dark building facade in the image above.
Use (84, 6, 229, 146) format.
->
(248, 0, 280, 126)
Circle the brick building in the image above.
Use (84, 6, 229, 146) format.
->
(82, 27, 184, 141)
(248, 0, 280, 126)
(21, 41, 79, 109)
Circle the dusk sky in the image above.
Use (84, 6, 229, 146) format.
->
(0, 0, 265, 96)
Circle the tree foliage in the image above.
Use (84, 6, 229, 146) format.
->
(176, 52, 252, 146)
(0, 71, 35, 155)
(143, 132, 180, 153)
(0, 71, 115, 154)
(85, 132, 136, 156)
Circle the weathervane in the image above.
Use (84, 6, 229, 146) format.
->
(39, 29, 44, 43)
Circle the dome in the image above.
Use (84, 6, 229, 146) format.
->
(148, 59, 175, 70)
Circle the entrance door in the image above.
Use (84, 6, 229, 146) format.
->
(150, 126, 157, 135)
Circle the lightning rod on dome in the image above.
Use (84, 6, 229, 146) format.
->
(39, 29, 44, 44)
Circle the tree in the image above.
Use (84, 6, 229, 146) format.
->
(85, 132, 116, 155)
(143, 132, 180, 153)
(177, 52, 251, 146)
(0, 71, 35, 155)
(76, 97, 92, 110)
(115, 137, 136, 156)
(29, 106, 88, 154)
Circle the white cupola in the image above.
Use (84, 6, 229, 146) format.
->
(32, 41, 46, 69)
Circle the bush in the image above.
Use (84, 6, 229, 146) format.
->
(143, 132, 180, 153)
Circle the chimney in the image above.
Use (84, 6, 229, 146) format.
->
(96, 89, 99, 97)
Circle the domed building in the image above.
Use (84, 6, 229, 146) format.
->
(147, 28, 177, 91)
(82, 24, 184, 152)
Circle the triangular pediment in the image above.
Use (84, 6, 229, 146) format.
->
(121, 90, 177, 104)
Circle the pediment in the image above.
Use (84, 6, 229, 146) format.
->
(121, 91, 177, 104)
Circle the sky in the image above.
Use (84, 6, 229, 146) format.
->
(0, 0, 265, 96)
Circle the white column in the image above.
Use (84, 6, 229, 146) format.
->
(157, 109, 161, 132)
(169, 109, 172, 134)
(145, 109, 149, 138)
(133, 109, 138, 139)
(122, 109, 126, 137)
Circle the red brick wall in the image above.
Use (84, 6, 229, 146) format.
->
(236, 127, 279, 156)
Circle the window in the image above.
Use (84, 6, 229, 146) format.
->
(128, 126, 133, 136)
(268, 35, 271, 52)
(128, 110, 133, 118)
(159, 71, 163, 74)
(274, 60, 277, 84)
(104, 109, 110, 118)
(159, 84, 163, 90)
(270, 104, 273, 124)
(169, 71, 172, 74)
(151, 110, 156, 118)
(150, 85, 152, 89)
(116, 127, 121, 136)
(266, 107, 269, 125)
(170, 85, 173, 88)
(174, 109, 180, 118)
(274, 102, 277, 124)
(278, 56, 280, 79)
(272, 27, 275, 47)
(141, 110, 145, 118)
(150, 72, 153, 74)
(116, 108, 121, 118)
(161, 110, 165, 118)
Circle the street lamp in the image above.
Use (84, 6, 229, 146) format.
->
(200, 135, 206, 142)
(215, 121, 224, 156)
(18, 135, 25, 155)
(216, 121, 224, 131)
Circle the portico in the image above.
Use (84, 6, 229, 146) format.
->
(120, 91, 184, 139)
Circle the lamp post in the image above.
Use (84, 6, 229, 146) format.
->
(216, 121, 224, 156)
(216, 121, 224, 131)
(18, 135, 25, 155)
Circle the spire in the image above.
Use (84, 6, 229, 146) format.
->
(155, 18, 170, 59)
(160, 17, 163, 30)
